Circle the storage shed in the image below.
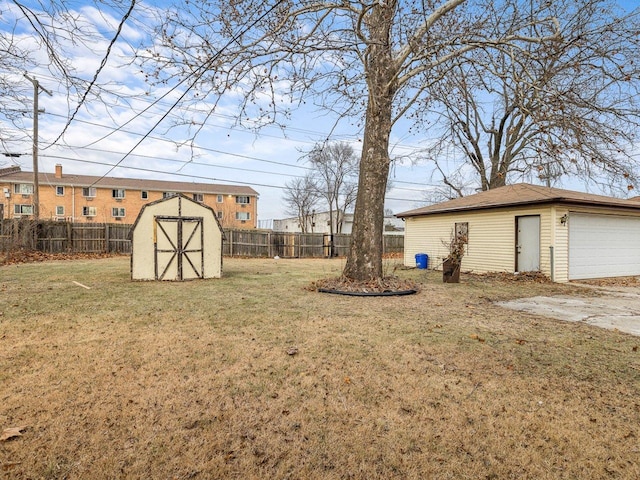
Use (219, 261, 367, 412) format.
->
(130, 194, 223, 281)
(397, 183, 640, 283)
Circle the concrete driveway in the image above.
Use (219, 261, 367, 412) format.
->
(497, 284, 640, 336)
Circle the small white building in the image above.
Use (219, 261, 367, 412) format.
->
(130, 194, 223, 281)
(273, 211, 404, 234)
(274, 211, 353, 234)
(397, 183, 640, 282)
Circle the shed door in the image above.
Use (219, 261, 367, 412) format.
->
(516, 215, 540, 272)
(569, 213, 640, 280)
(154, 215, 204, 281)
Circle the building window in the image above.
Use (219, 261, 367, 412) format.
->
(112, 189, 125, 199)
(217, 195, 223, 203)
(82, 206, 97, 217)
(217, 211, 223, 219)
(236, 195, 250, 204)
(193, 193, 204, 202)
(56, 206, 65, 216)
(141, 191, 148, 200)
(14, 204, 33, 215)
(163, 192, 176, 199)
(56, 186, 64, 196)
(112, 207, 125, 218)
(14, 184, 34, 195)
(82, 187, 96, 198)
(236, 212, 251, 221)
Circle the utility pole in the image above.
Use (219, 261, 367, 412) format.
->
(24, 74, 52, 220)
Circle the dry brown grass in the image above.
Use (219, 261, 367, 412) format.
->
(1, 257, 639, 479)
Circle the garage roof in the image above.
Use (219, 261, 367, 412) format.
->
(397, 183, 640, 218)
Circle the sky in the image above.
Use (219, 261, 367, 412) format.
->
(1, 0, 638, 225)
(0, 0, 443, 225)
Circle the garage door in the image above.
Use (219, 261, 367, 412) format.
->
(569, 213, 640, 280)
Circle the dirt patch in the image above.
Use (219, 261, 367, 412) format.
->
(572, 275, 640, 287)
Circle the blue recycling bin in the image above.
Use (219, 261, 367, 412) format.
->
(415, 253, 428, 269)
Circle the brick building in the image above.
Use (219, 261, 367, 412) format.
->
(0, 165, 259, 228)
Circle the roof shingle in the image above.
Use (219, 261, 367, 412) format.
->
(397, 183, 640, 217)
(0, 167, 259, 196)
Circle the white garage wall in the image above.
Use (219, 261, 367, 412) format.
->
(403, 206, 555, 277)
(553, 207, 570, 283)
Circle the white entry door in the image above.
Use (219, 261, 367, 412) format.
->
(516, 215, 540, 272)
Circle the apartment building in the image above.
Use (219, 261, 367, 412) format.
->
(0, 165, 259, 228)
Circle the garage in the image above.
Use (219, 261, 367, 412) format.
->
(398, 183, 640, 283)
(569, 213, 640, 280)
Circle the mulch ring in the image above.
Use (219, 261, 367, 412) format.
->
(310, 275, 420, 296)
(1, 249, 119, 266)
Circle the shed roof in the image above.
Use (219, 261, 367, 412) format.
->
(0, 166, 258, 196)
(397, 183, 640, 218)
(129, 193, 224, 239)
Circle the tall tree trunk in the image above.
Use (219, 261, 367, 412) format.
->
(343, 4, 395, 281)
(343, 103, 392, 280)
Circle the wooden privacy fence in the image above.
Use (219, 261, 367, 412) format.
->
(222, 230, 403, 258)
(0, 220, 403, 257)
(0, 219, 132, 254)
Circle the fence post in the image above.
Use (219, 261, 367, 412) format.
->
(105, 223, 110, 253)
(296, 232, 300, 258)
(66, 222, 72, 252)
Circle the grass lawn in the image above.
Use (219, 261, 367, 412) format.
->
(1, 256, 639, 479)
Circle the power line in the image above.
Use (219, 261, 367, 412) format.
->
(49, 0, 136, 145)
(35, 154, 424, 203)
(87, 0, 295, 187)
(44, 111, 312, 171)
(12, 110, 436, 193)
(51, 145, 300, 178)
(31, 75, 431, 159)
(42, 112, 438, 190)
(13, 108, 439, 193)
(32, 70, 360, 148)
(40, 149, 430, 194)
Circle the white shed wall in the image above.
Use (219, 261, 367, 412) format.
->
(131, 195, 222, 280)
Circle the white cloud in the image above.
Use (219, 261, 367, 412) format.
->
(1, 0, 438, 220)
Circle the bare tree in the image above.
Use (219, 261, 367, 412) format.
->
(0, 0, 140, 152)
(138, 0, 562, 282)
(283, 174, 320, 233)
(426, 0, 640, 195)
(307, 142, 358, 241)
